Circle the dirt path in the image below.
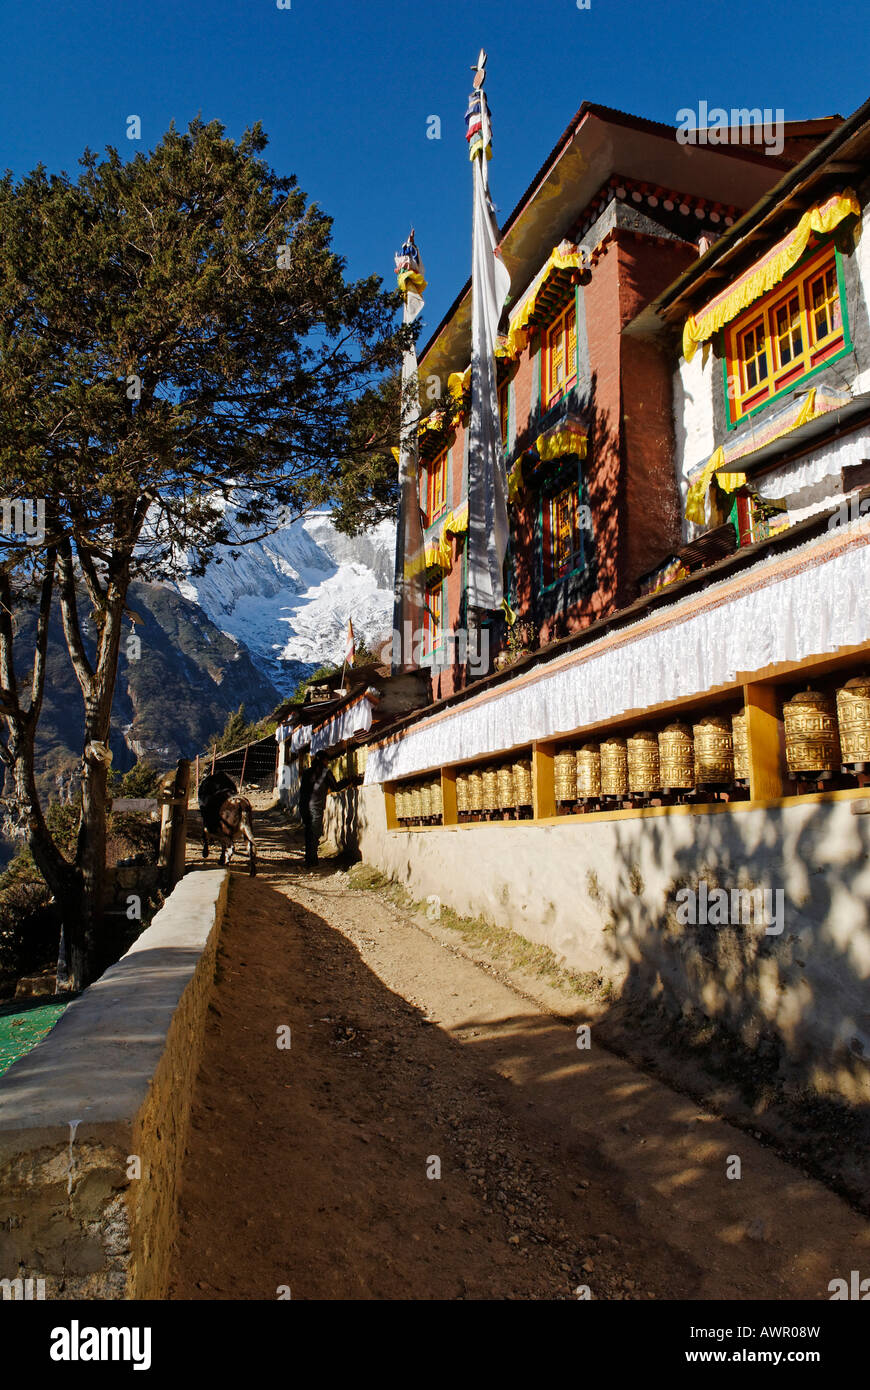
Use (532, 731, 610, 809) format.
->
(168, 811, 870, 1301)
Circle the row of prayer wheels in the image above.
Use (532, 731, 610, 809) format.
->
(551, 675, 870, 805)
(394, 675, 870, 828)
(553, 714, 745, 805)
(395, 779, 443, 825)
(457, 759, 534, 818)
(783, 676, 870, 775)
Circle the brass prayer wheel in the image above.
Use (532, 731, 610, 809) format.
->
(408, 784, 422, 821)
(456, 772, 470, 813)
(395, 786, 407, 821)
(783, 687, 840, 775)
(554, 749, 578, 802)
(513, 759, 533, 806)
(731, 709, 750, 783)
(627, 730, 660, 795)
(468, 769, 484, 812)
(693, 714, 734, 784)
(836, 676, 870, 764)
(482, 768, 499, 811)
(497, 765, 516, 809)
(600, 737, 628, 797)
(430, 778, 443, 819)
(658, 722, 694, 790)
(419, 781, 432, 819)
(576, 743, 601, 799)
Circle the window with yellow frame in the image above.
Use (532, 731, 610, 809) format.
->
(542, 479, 585, 587)
(543, 300, 578, 407)
(423, 578, 443, 655)
(421, 448, 448, 525)
(725, 242, 849, 424)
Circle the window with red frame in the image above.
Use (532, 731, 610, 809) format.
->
(725, 243, 847, 422)
(542, 480, 584, 586)
(544, 301, 578, 406)
(421, 448, 448, 525)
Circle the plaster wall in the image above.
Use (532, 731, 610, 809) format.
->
(325, 786, 870, 1105)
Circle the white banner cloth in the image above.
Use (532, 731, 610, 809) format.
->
(365, 525, 870, 783)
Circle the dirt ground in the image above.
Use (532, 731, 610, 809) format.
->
(168, 810, 870, 1301)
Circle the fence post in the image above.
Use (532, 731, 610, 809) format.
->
(168, 759, 191, 888)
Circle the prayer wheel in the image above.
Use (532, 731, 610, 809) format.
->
(419, 781, 432, 820)
(576, 744, 601, 799)
(430, 778, 443, 820)
(554, 749, 578, 803)
(468, 769, 484, 814)
(783, 687, 840, 775)
(693, 714, 734, 785)
(497, 765, 516, 810)
(482, 768, 499, 812)
(658, 722, 694, 790)
(731, 709, 750, 784)
(456, 772, 470, 814)
(836, 676, 870, 765)
(408, 784, 422, 822)
(600, 737, 628, 798)
(627, 730, 660, 795)
(395, 786, 407, 822)
(513, 759, 533, 807)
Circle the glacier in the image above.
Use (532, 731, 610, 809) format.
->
(176, 511, 397, 693)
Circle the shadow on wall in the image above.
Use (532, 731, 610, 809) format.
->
(325, 786, 361, 859)
(595, 797, 870, 1114)
(524, 372, 616, 643)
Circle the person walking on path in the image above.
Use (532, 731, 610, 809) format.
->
(298, 752, 347, 867)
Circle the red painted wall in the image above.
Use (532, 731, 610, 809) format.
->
(431, 229, 695, 691)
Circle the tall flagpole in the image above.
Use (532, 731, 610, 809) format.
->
(391, 229, 427, 672)
(464, 50, 511, 630)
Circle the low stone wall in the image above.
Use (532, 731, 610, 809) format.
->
(325, 786, 870, 1105)
(0, 868, 228, 1300)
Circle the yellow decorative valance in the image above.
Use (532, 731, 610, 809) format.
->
(507, 456, 524, 503)
(684, 385, 838, 523)
(507, 243, 588, 357)
(535, 424, 587, 463)
(447, 342, 517, 404)
(447, 366, 472, 399)
(682, 190, 860, 362)
(414, 499, 471, 575)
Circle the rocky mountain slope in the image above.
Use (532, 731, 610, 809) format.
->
(176, 511, 397, 692)
(11, 583, 279, 811)
(1, 510, 393, 864)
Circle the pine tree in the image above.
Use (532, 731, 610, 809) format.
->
(0, 119, 408, 987)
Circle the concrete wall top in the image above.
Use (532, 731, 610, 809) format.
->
(0, 869, 228, 1160)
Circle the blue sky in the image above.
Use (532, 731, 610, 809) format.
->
(3, 0, 870, 333)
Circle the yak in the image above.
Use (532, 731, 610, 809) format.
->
(198, 770, 257, 876)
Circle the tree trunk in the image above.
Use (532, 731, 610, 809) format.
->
(56, 545, 131, 989)
(10, 736, 84, 989)
(72, 581, 128, 986)
(78, 733, 109, 982)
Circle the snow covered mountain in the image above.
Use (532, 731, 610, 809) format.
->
(176, 512, 397, 693)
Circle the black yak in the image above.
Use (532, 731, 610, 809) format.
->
(198, 770, 257, 876)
